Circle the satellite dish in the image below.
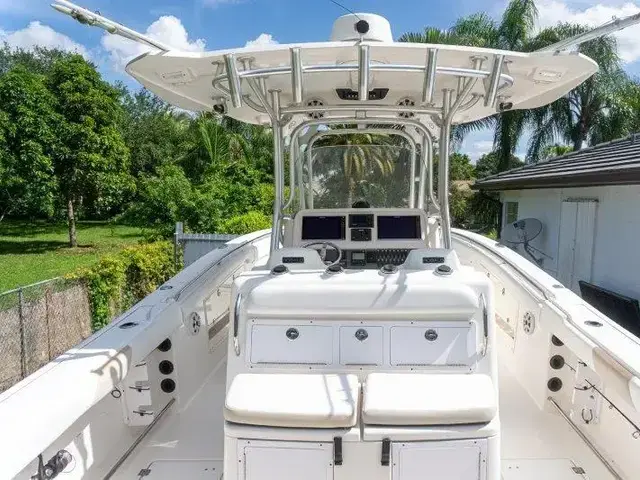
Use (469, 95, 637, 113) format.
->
(501, 218, 543, 244)
(501, 218, 550, 267)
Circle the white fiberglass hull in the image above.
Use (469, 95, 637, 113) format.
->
(1, 229, 639, 480)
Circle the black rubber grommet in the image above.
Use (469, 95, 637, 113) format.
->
(158, 338, 172, 352)
(161, 378, 176, 393)
(326, 264, 343, 274)
(159, 360, 174, 375)
(551, 335, 564, 347)
(271, 264, 289, 275)
(380, 264, 397, 274)
(436, 264, 452, 275)
(549, 355, 565, 370)
(547, 377, 563, 392)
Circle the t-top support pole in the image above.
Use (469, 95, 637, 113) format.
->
(270, 90, 283, 252)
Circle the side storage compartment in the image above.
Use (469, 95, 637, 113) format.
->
(239, 440, 334, 480)
(249, 323, 333, 365)
(390, 323, 477, 366)
(392, 439, 487, 480)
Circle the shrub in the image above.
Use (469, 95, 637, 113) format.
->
(70, 241, 175, 330)
(219, 211, 272, 235)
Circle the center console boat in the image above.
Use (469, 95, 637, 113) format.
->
(3, 2, 640, 479)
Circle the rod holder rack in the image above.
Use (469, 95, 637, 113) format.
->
(211, 45, 514, 119)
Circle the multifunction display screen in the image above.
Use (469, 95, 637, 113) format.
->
(377, 215, 421, 239)
(301, 216, 346, 240)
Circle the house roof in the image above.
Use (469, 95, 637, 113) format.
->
(473, 134, 640, 191)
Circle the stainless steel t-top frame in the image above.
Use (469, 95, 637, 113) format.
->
(215, 50, 491, 252)
(52, 2, 640, 252)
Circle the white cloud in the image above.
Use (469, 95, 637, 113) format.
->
(537, 1, 640, 63)
(467, 140, 494, 161)
(245, 33, 279, 48)
(0, 21, 88, 57)
(101, 15, 205, 71)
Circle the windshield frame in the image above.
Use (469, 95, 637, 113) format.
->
(303, 129, 418, 210)
(285, 119, 437, 219)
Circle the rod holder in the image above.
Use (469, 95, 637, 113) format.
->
(291, 48, 303, 105)
(358, 44, 370, 101)
(422, 48, 438, 105)
(224, 53, 243, 109)
(484, 54, 504, 109)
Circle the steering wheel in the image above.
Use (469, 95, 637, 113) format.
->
(301, 241, 343, 267)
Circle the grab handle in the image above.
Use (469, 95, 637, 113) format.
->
(233, 293, 242, 356)
(479, 293, 488, 356)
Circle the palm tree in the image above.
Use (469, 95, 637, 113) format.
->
(589, 77, 640, 145)
(311, 131, 399, 207)
(399, 0, 539, 172)
(526, 24, 625, 160)
(541, 144, 572, 160)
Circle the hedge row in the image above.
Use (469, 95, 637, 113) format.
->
(70, 241, 176, 331)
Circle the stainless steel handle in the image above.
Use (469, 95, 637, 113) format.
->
(479, 293, 488, 356)
(233, 293, 242, 356)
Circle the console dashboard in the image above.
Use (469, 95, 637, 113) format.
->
(290, 208, 429, 269)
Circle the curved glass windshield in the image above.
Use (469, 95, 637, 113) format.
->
(303, 144, 414, 209)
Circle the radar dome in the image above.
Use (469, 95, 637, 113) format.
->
(330, 13, 393, 42)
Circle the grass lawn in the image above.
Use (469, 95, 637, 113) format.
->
(0, 221, 146, 292)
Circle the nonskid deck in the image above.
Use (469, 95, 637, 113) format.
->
(104, 331, 614, 480)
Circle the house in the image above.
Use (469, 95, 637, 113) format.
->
(473, 134, 640, 332)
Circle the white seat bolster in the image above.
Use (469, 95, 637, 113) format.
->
(225, 373, 359, 428)
(363, 373, 497, 426)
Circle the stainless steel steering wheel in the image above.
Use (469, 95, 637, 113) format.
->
(301, 241, 343, 267)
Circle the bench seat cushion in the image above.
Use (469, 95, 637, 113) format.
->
(363, 373, 496, 426)
(225, 373, 359, 428)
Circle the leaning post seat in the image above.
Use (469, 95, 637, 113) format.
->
(224, 253, 500, 480)
(363, 373, 497, 426)
(224, 373, 359, 428)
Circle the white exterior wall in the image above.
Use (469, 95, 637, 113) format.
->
(500, 185, 640, 300)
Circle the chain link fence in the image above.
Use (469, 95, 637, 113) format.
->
(0, 278, 92, 393)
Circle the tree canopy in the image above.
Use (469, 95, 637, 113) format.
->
(2, 0, 640, 241)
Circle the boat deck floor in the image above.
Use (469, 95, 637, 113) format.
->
(105, 344, 616, 480)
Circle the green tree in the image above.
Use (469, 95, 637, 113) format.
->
(475, 151, 524, 179)
(400, 1, 539, 172)
(589, 77, 640, 146)
(0, 67, 58, 221)
(120, 88, 190, 177)
(527, 23, 625, 159)
(541, 144, 572, 160)
(449, 152, 475, 181)
(46, 55, 134, 246)
(312, 131, 399, 206)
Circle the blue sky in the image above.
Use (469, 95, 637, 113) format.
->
(2, 0, 640, 160)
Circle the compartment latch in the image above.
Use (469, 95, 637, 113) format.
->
(381, 438, 391, 466)
(333, 436, 343, 466)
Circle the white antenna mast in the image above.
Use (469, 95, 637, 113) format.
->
(51, 0, 172, 52)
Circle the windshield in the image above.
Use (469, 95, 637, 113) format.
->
(302, 144, 416, 209)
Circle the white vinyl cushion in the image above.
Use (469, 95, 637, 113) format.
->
(225, 373, 359, 428)
(363, 373, 497, 426)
